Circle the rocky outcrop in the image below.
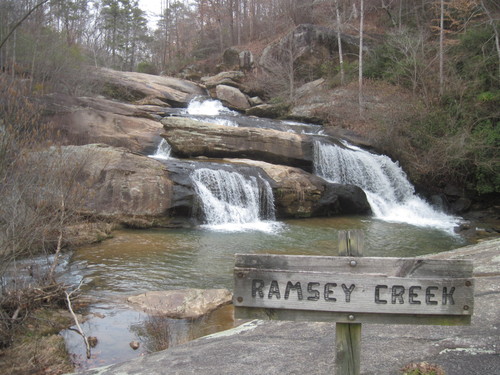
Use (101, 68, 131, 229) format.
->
(127, 289, 232, 319)
(225, 159, 371, 217)
(41, 144, 174, 228)
(222, 48, 241, 69)
(96, 68, 205, 106)
(201, 71, 245, 90)
(161, 117, 314, 170)
(260, 24, 361, 78)
(239, 50, 254, 71)
(34, 143, 369, 230)
(222, 48, 254, 71)
(45, 95, 165, 154)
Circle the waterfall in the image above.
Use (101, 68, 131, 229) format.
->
(185, 98, 239, 127)
(149, 139, 171, 160)
(186, 98, 234, 116)
(313, 141, 459, 231)
(191, 168, 278, 232)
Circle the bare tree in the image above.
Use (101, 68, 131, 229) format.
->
(439, 0, 445, 96)
(358, 0, 364, 114)
(259, 32, 303, 102)
(0, 0, 50, 52)
(338, 1, 347, 85)
(480, 0, 500, 77)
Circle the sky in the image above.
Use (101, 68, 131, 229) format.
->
(138, 0, 162, 27)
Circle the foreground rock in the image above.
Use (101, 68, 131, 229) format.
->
(127, 289, 232, 319)
(226, 159, 371, 217)
(161, 117, 314, 170)
(71, 238, 500, 375)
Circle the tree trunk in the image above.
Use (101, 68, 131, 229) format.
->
(358, 0, 364, 115)
(439, 0, 444, 97)
(334, 0, 345, 85)
(480, 0, 500, 78)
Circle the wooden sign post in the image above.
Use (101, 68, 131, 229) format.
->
(336, 230, 363, 375)
(233, 230, 474, 375)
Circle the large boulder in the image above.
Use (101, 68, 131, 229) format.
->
(127, 289, 232, 319)
(201, 71, 245, 90)
(222, 47, 241, 69)
(239, 50, 254, 71)
(215, 84, 250, 111)
(41, 144, 175, 228)
(96, 68, 205, 106)
(161, 117, 314, 170)
(245, 103, 290, 119)
(226, 159, 371, 218)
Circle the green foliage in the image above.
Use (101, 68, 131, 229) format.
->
(477, 91, 500, 102)
(364, 28, 424, 91)
(450, 25, 499, 93)
(470, 121, 500, 194)
(320, 60, 357, 87)
(137, 61, 158, 75)
(370, 23, 499, 195)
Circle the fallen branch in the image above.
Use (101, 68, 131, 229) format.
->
(65, 279, 91, 359)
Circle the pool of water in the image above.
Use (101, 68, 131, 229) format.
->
(61, 216, 467, 369)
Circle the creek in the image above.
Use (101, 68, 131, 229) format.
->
(61, 98, 467, 370)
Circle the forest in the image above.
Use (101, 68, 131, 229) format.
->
(0, 1, 499, 373)
(0, 0, 498, 194)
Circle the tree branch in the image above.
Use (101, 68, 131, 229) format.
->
(65, 280, 91, 359)
(0, 0, 51, 52)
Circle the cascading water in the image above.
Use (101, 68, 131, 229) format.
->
(191, 168, 279, 232)
(313, 141, 459, 231)
(186, 98, 236, 116)
(149, 139, 171, 160)
(185, 98, 239, 127)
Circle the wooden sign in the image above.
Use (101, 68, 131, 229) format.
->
(233, 254, 474, 325)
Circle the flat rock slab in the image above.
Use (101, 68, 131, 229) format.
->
(127, 289, 232, 319)
(76, 238, 500, 375)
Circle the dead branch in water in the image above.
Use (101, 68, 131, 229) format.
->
(65, 280, 91, 359)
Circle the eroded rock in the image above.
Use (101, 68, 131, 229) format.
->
(127, 289, 232, 319)
(225, 159, 371, 217)
(161, 117, 314, 170)
(96, 68, 205, 106)
(44, 95, 165, 155)
(38, 144, 175, 227)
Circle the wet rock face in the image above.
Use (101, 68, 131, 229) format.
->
(225, 159, 371, 218)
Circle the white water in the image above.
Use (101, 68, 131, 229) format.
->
(185, 98, 239, 127)
(186, 98, 238, 116)
(149, 139, 171, 160)
(191, 168, 280, 232)
(313, 141, 459, 231)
